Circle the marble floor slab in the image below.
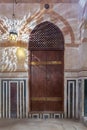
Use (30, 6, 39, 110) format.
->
(0, 119, 86, 130)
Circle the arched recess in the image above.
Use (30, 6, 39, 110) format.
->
(28, 21, 64, 112)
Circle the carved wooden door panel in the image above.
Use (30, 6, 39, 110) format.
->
(46, 51, 64, 111)
(30, 51, 46, 111)
(30, 50, 64, 112)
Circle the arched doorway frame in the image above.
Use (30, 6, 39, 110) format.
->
(28, 21, 64, 112)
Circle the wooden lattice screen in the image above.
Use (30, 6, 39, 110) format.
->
(29, 21, 64, 50)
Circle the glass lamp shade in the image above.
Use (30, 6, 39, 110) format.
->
(9, 30, 18, 41)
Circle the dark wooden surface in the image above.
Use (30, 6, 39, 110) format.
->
(10, 83, 17, 117)
(29, 50, 64, 111)
(29, 21, 64, 51)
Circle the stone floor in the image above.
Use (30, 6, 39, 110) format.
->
(0, 119, 87, 130)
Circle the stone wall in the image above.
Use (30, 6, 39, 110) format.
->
(0, 1, 87, 120)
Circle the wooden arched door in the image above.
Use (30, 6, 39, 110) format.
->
(29, 21, 64, 112)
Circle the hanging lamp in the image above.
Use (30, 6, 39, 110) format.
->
(9, 0, 18, 41)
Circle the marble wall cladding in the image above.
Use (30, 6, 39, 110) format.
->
(82, 29, 87, 39)
(83, 117, 87, 127)
(53, 3, 80, 44)
(65, 47, 81, 70)
(0, 45, 83, 73)
(79, 0, 87, 42)
(0, 3, 79, 43)
(64, 42, 87, 78)
(0, 78, 29, 118)
(80, 26, 87, 43)
(0, 72, 28, 78)
(53, 3, 79, 18)
(80, 43, 87, 69)
(64, 77, 87, 119)
(0, 1, 87, 121)
(0, 3, 40, 19)
(56, 4, 80, 43)
(65, 79, 81, 119)
(0, 2, 87, 75)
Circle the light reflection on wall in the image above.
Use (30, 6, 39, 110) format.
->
(0, 47, 28, 72)
(0, 14, 37, 42)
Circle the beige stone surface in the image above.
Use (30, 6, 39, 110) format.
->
(65, 47, 81, 70)
(0, 0, 79, 3)
(0, 119, 86, 130)
(0, 2, 81, 72)
(81, 43, 87, 69)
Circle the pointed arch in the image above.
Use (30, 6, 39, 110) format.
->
(29, 21, 64, 50)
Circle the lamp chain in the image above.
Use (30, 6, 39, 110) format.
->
(12, 0, 15, 27)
